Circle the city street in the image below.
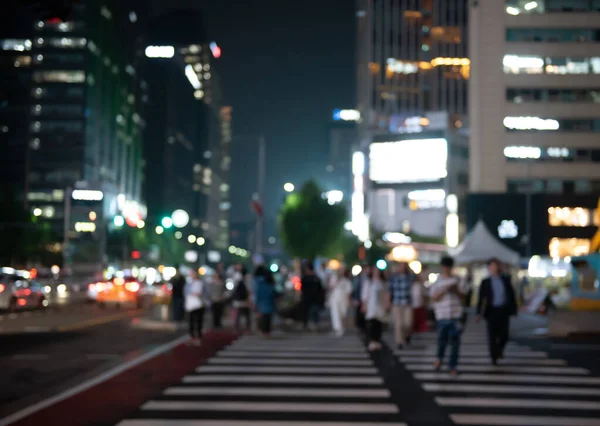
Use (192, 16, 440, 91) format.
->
(1, 314, 598, 426)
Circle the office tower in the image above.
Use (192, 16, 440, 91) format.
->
(468, 0, 600, 258)
(144, 9, 229, 254)
(0, 1, 148, 271)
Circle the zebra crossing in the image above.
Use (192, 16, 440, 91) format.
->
(115, 332, 407, 426)
(386, 324, 600, 426)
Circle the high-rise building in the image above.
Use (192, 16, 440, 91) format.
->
(356, 0, 469, 131)
(354, 0, 469, 251)
(468, 0, 600, 258)
(143, 10, 230, 254)
(0, 1, 148, 271)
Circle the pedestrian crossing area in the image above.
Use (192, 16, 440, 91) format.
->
(115, 332, 407, 426)
(385, 324, 600, 426)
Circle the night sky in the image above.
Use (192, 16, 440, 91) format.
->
(152, 0, 356, 234)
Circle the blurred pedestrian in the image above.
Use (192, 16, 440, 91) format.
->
(300, 263, 324, 331)
(209, 271, 227, 328)
(170, 264, 186, 323)
(353, 265, 371, 333)
(185, 269, 207, 346)
(387, 262, 416, 349)
(364, 267, 388, 352)
(232, 264, 252, 331)
(430, 256, 464, 376)
(253, 264, 277, 337)
(411, 274, 428, 333)
(476, 258, 517, 365)
(328, 268, 353, 337)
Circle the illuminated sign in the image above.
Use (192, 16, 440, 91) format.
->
(407, 189, 446, 210)
(74, 222, 96, 233)
(323, 190, 344, 205)
(145, 46, 175, 58)
(72, 189, 103, 201)
(185, 65, 201, 89)
(333, 109, 361, 122)
(369, 139, 448, 183)
(446, 214, 459, 248)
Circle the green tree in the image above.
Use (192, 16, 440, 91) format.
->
(278, 180, 347, 260)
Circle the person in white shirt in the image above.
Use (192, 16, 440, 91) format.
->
(328, 268, 353, 337)
(185, 269, 207, 346)
(363, 267, 388, 351)
(429, 256, 464, 376)
(411, 277, 428, 333)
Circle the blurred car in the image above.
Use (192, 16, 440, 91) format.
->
(96, 277, 143, 309)
(87, 281, 104, 302)
(0, 267, 47, 311)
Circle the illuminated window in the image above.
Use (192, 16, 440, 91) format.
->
(549, 237, 590, 258)
(31, 120, 84, 133)
(431, 26, 462, 43)
(507, 28, 600, 42)
(548, 207, 596, 227)
(507, 88, 600, 103)
(1, 39, 31, 51)
(506, 0, 600, 14)
(47, 37, 86, 48)
(14, 55, 31, 67)
(504, 117, 600, 132)
(403, 10, 422, 19)
(504, 55, 600, 75)
(32, 70, 85, 83)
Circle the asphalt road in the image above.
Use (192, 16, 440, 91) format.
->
(0, 306, 185, 419)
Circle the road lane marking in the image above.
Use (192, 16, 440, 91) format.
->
(209, 358, 373, 366)
(118, 421, 407, 426)
(450, 414, 600, 425)
(414, 372, 600, 385)
(141, 400, 399, 413)
(58, 310, 142, 332)
(220, 351, 368, 359)
(398, 350, 547, 357)
(183, 374, 383, 385)
(437, 397, 600, 410)
(399, 356, 566, 365)
(196, 365, 378, 374)
(423, 383, 600, 396)
(164, 387, 391, 398)
(406, 364, 589, 375)
(0, 334, 188, 426)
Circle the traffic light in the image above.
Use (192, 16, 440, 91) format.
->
(131, 250, 141, 260)
(161, 217, 173, 229)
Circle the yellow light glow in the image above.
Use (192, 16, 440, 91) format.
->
(74, 222, 96, 233)
(89, 211, 97, 221)
(328, 260, 341, 270)
(409, 260, 422, 274)
(390, 245, 418, 262)
(198, 266, 207, 275)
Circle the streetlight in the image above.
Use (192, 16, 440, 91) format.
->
(155, 226, 164, 235)
(188, 235, 197, 244)
(172, 209, 189, 228)
(113, 215, 125, 227)
(136, 220, 145, 229)
(33, 208, 42, 217)
(284, 182, 295, 192)
(196, 237, 205, 246)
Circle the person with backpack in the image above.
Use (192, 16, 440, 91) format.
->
(232, 264, 252, 331)
(253, 264, 278, 336)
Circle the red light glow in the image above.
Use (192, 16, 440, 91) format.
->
(30, 268, 37, 279)
(0, 284, 5, 293)
(24, 289, 31, 296)
(47, 17, 62, 24)
(292, 276, 302, 291)
(17, 299, 27, 306)
(212, 46, 221, 58)
(131, 250, 141, 260)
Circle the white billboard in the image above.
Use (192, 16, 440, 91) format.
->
(369, 138, 448, 183)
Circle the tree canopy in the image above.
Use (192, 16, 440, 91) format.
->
(278, 180, 347, 260)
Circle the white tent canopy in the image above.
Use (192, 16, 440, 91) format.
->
(449, 219, 521, 266)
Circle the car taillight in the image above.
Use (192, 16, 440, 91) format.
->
(0, 284, 5, 293)
(125, 281, 140, 292)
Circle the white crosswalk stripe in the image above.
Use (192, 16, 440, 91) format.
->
(392, 325, 600, 425)
(115, 332, 406, 426)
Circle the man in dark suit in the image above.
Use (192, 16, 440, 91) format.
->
(476, 258, 517, 365)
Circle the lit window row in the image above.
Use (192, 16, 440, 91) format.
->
(30, 120, 84, 133)
(503, 55, 600, 75)
(506, 0, 600, 14)
(506, 28, 600, 43)
(505, 116, 600, 132)
(36, 21, 84, 32)
(32, 86, 84, 99)
(27, 190, 64, 202)
(32, 70, 85, 83)
(35, 37, 86, 48)
(504, 146, 600, 161)
(507, 88, 600, 103)
(548, 206, 599, 227)
(1, 39, 31, 51)
(508, 179, 600, 194)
